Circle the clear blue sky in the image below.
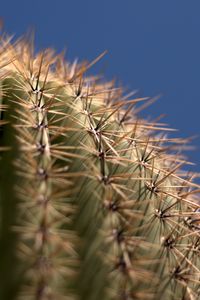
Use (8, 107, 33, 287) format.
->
(2, 0, 200, 176)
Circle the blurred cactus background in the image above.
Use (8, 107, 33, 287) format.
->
(0, 1, 200, 300)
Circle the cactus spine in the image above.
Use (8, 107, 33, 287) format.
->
(0, 34, 200, 300)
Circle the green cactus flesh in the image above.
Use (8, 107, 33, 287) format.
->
(0, 36, 200, 300)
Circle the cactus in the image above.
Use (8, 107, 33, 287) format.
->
(0, 33, 200, 300)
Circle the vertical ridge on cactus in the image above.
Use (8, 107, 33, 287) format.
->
(0, 33, 200, 300)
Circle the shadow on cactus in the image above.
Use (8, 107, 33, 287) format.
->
(0, 32, 200, 300)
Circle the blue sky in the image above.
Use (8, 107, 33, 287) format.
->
(2, 0, 200, 176)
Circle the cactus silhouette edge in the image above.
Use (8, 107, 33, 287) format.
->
(0, 33, 200, 300)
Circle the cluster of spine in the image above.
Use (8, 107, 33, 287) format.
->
(0, 34, 200, 300)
